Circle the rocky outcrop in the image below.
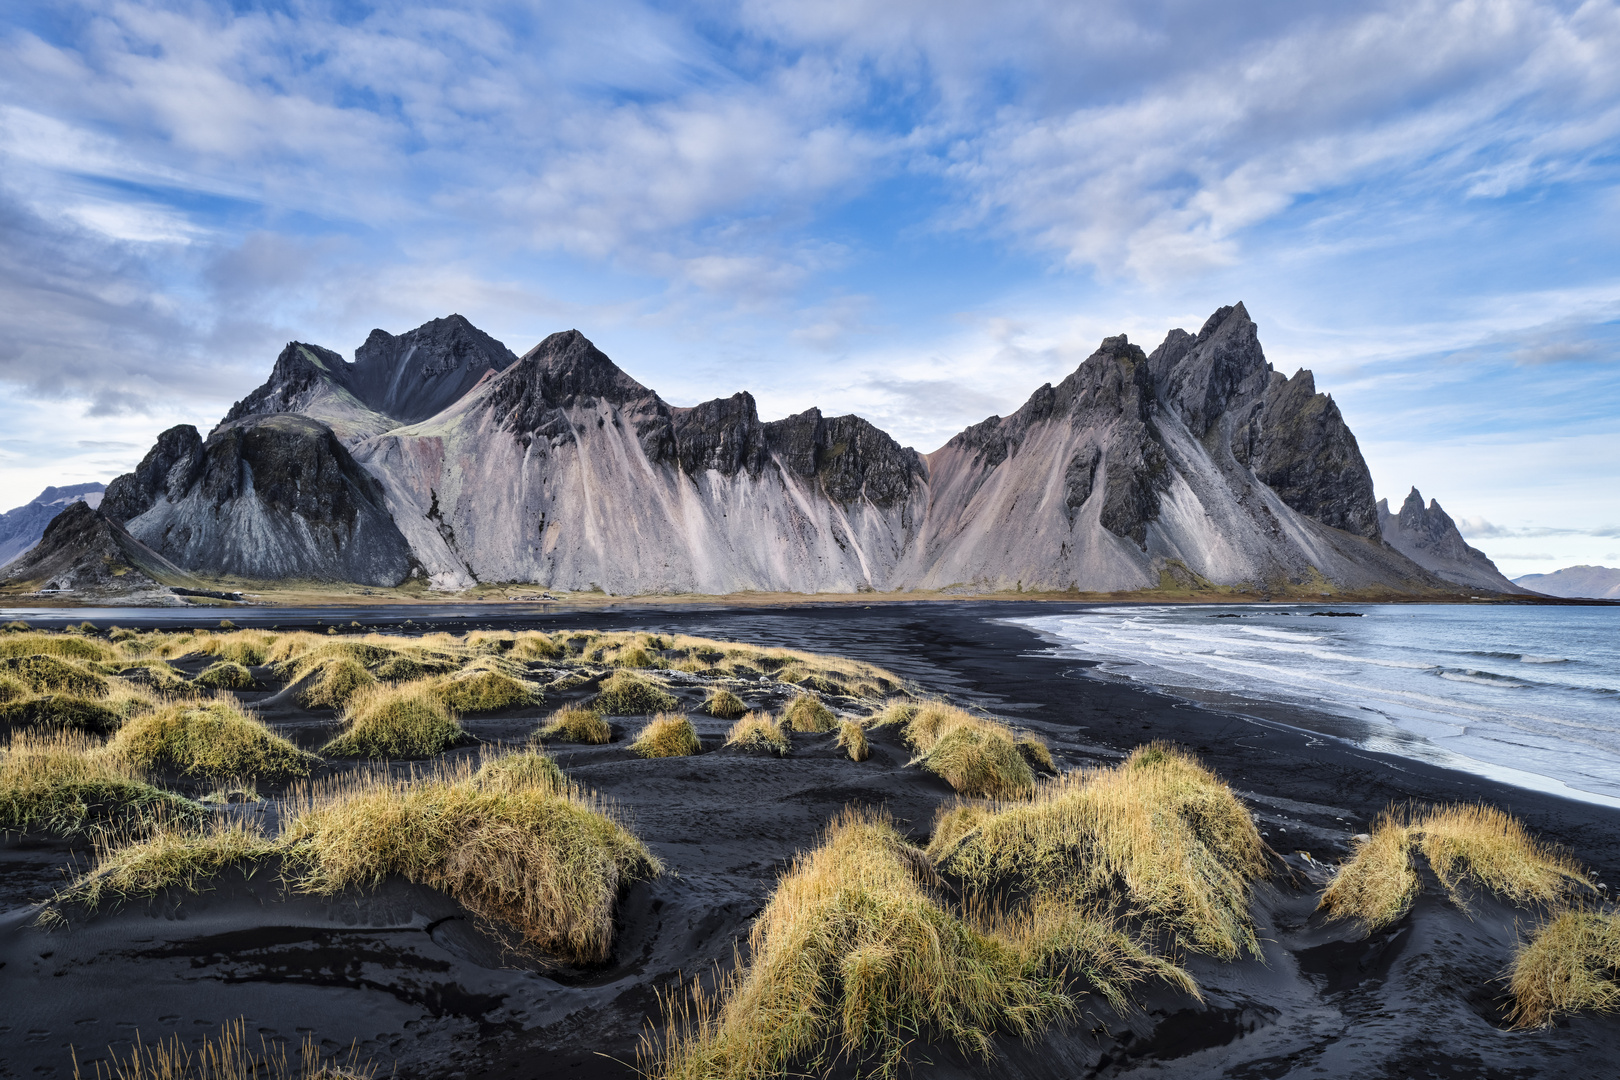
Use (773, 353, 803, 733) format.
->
(106, 416, 416, 586)
(103, 304, 1479, 596)
(1513, 565, 1620, 599)
(0, 483, 106, 567)
(1378, 488, 1523, 593)
(0, 501, 200, 600)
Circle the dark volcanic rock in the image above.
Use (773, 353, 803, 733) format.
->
(346, 314, 518, 423)
(0, 482, 106, 567)
(670, 393, 770, 477)
(109, 415, 415, 586)
(0, 501, 197, 596)
(219, 343, 350, 429)
(763, 409, 924, 506)
(102, 424, 205, 524)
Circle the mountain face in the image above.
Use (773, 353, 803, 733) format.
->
(0, 501, 201, 600)
(0, 483, 106, 567)
(103, 415, 416, 586)
(1513, 565, 1620, 599)
(1376, 488, 1524, 594)
(101, 303, 1491, 595)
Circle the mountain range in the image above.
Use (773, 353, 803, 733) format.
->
(1512, 565, 1620, 600)
(4, 305, 1526, 598)
(0, 483, 105, 567)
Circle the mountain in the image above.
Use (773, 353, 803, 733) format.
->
(0, 501, 205, 601)
(0, 483, 106, 567)
(1512, 565, 1620, 599)
(100, 303, 1493, 596)
(1377, 488, 1525, 594)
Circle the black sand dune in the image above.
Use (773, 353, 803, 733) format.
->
(3, 602, 1619, 1079)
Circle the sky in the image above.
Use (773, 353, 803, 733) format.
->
(1, 0, 1617, 577)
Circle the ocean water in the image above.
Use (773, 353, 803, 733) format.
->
(1014, 604, 1620, 807)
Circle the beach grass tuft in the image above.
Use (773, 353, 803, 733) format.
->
(594, 671, 678, 715)
(474, 747, 566, 792)
(837, 719, 869, 762)
(724, 712, 790, 756)
(323, 685, 461, 758)
(0, 694, 126, 735)
(539, 704, 612, 745)
(1320, 804, 1591, 931)
(630, 713, 702, 758)
(69, 1017, 376, 1080)
(903, 703, 1035, 799)
(782, 695, 836, 733)
(0, 731, 204, 836)
(1509, 909, 1620, 1028)
(298, 657, 376, 710)
(645, 809, 1188, 1080)
(431, 666, 540, 713)
(194, 661, 258, 691)
(703, 688, 748, 719)
(0, 655, 109, 698)
(106, 699, 316, 781)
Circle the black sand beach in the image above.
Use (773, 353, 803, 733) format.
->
(4, 601, 1619, 1079)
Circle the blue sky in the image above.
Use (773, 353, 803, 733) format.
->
(1, 0, 1617, 576)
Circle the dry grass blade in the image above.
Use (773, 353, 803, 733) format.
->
(70, 1016, 375, 1080)
(1508, 908, 1620, 1028)
(49, 818, 279, 915)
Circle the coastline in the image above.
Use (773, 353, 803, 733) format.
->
(3, 600, 1618, 1078)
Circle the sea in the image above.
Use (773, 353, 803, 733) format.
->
(1014, 604, 1620, 808)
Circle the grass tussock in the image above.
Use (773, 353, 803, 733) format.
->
(645, 810, 1188, 1080)
(0, 674, 23, 703)
(0, 694, 126, 735)
(703, 688, 748, 719)
(539, 704, 612, 745)
(194, 661, 258, 691)
(53, 758, 659, 964)
(782, 695, 836, 733)
(431, 666, 540, 713)
(903, 703, 1035, 799)
(867, 699, 919, 729)
(298, 657, 376, 710)
(1320, 804, 1591, 931)
(929, 744, 1269, 960)
(837, 719, 869, 762)
(106, 699, 317, 781)
(0, 633, 116, 663)
(594, 671, 678, 715)
(70, 1017, 376, 1080)
(630, 714, 701, 758)
(725, 712, 790, 756)
(0, 655, 109, 698)
(323, 684, 461, 758)
(0, 731, 203, 836)
(1509, 909, 1620, 1028)
(198, 630, 278, 667)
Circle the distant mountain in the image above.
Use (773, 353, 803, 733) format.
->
(1513, 565, 1620, 599)
(1377, 488, 1525, 594)
(92, 303, 1495, 596)
(0, 483, 106, 568)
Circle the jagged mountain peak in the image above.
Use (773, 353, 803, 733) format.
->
(1378, 487, 1521, 593)
(348, 314, 519, 423)
(505, 330, 657, 410)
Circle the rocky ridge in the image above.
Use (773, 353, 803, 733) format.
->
(1511, 564, 1620, 600)
(0, 483, 105, 568)
(84, 304, 1514, 596)
(0, 500, 203, 602)
(1377, 488, 1525, 594)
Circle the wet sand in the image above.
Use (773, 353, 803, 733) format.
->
(3, 601, 1618, 1079)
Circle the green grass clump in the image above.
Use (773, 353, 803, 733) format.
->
(106, 700, 317, 781)
(1320, 804, 1591, 931)
(475, 748, 566, 792)
(782, 695, 836, 733)
(630, 714, 701, 758)
(194, 660, 258, 691)
(1510, 909, 1620, 1028)
(0, 655, 109, 697)
(594, 671, 678, 715)
(646, 810, 1188, 1080)
(539, 704, 612, 744)
(615, 645, 658, 669)
(0, 675, 24, 703)
(704, 688, 748, 719)
(0, 731, 204, 837)
(1, 621, 29, 632)
(724, 712, 790, 756)
(299, 657, 376, 710)
(517, 632, 564, 660)
(837, 719, 870, 762)
(431, 667, 539, 713)
(929, 744, 1269, 961)
(0, 694, 125, 734)
(0, 633, 114, 662)
(199, 630, 277, 667)
(323, 685, 462, 758)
